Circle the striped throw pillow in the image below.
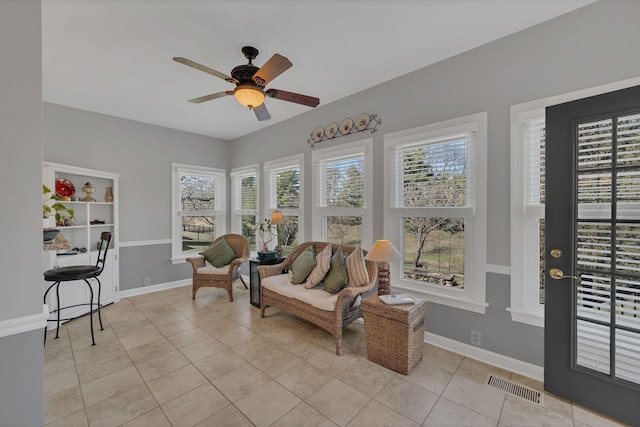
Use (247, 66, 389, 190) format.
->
(346, 246, 369, 287)
(305, 244, 332, 288)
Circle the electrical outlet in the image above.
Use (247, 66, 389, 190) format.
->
(470, 330, 482, 347)
(143, 277, 151, 286)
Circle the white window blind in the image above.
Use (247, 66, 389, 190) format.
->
(391, 132, 475, 211)
(523, 117, 546, 215)
(231, 169, 257, 211)
(179, 173, 221, 214)
(266, 165, 300, 209)
(317, 154, 364, 208)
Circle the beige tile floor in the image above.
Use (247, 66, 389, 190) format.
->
(44, 281, 628, 427)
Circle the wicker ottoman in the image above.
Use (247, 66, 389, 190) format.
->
(362, 294, 427, 374)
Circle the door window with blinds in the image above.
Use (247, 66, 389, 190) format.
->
(384, 113, 487, 313)
(264, 155, 303, 255)
(311, 140, 372, 248)
(171, 164, 226, 261)
(574, 113, 640, 383)
(230, 165, 258, 250)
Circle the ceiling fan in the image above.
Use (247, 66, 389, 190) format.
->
(173, 46, 320, 121)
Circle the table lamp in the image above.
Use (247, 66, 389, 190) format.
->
(270, 210, 283, 225)
(271, 210, 284, 255)
(365, 240, 402, 295)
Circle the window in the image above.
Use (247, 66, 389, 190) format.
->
(384, 113, 487, 313)
(231, 165, 259, 251)
(510, 109, 546, 326)
(312, 139, 373, 248)
(264, 154, 303, 255)
(509, 76, 640, 327)
(171, 164, 226, 262)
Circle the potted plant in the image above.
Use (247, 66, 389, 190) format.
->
(257, 218, 276, 259)
(43, 184, 75, 227)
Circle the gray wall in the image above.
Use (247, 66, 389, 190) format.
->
(0, 0, 45, 425)
(43, 103, 230, 290)
(229, 0, 640, 366)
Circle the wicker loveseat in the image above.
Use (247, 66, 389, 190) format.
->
(258, 242, 378, 355)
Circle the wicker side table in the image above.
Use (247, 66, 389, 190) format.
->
(362, 294, 427, 374)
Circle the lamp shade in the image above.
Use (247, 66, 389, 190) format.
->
(270, 210, 284, 225)
(234, 84, 265, 108)
(365, 240, 402, 262)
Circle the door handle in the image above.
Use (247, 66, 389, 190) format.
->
(549, 268, 580, 283)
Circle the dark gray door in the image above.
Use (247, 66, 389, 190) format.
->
(544, 85, 640, 424)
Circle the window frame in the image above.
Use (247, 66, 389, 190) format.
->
(383, 112, 488, 314)
(230, 164, 259, 253)
(509, 76, 640, 327)
(171, 163, 226, 263)
(311, 139, 373, 248)
(263, 154, 304, 249)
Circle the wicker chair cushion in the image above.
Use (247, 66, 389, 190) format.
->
(199, 238, 237, 268)
(261, 274, 339, 311)
(323, 247, 349, 294)
(196, 265, 231, 275)
(305, 244, 332, 288)
(290, 245, 317, 284)
(345, 246, 370, 287)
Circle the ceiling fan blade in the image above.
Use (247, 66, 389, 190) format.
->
(187, 91, 233, 104)
(253, 103, 271, 121)
(266, 88, 320, 108)
(173, 57, 238, 84)
(252, 54, 292, 86)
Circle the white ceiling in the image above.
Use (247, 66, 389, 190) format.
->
(42, 0, 595, 141)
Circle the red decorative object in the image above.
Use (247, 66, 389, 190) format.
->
(55, 179, 75, 197)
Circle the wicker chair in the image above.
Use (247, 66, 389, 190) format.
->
(186, 234, 250, 301)
(258, 242, 378, 355)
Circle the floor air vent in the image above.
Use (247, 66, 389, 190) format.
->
(486, 375, 544, 405)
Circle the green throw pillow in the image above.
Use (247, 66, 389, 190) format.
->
(323, 248, 349, 294)
(199, 238, 237, 268)
(290, 246, 317, 284)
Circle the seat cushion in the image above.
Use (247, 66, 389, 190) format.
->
(262, 274, 303, 299)
(44, 265, 101, 281)
(262, 274, 338, 312)
(197, 265, 231, 275)
(200, 238, 237, 268)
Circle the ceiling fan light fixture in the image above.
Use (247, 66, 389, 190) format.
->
(234, 84, 265, 108)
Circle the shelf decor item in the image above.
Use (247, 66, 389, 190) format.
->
(104, 186, 114, 203)
(81, 182, 96, 202)
(365, 239, 402, 295)
(42, 184, 75, 228)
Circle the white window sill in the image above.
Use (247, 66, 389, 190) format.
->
(507, 307, 544, 328)
(391, 282, 488, 314)
(171, 256, 192, 265)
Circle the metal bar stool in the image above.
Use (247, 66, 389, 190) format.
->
(43, 232, 112, 346)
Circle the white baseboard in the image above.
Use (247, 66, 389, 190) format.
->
(119, 279, 191, 298)
(118, 275, 250, 299)
(425, 332, 544, 383)
(0, 305, 49, 339)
